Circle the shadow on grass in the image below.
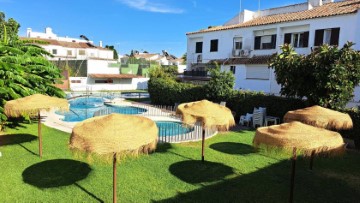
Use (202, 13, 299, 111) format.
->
(156, 143, 193, 160)
(169, 160, 234, 184)
(209, 142, 255, 155)
(155, 143, 172, 153)
(0, 134, 37, 146)
(74, 183, 104, 203)
(22, 159, 91, 188)
(155, 155, 360, 203)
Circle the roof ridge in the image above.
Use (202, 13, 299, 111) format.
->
(187, 0, 360, 35)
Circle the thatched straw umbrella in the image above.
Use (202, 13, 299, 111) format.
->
(253, 121, 345, 156)
(4, 94, 69, 158)
(69, 113, 158, 203)
(284, 105, 353, 130)
(253, 121, 345, 203)
(176, 100, 235, 162)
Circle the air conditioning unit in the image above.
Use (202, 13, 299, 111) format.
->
(239, 49, 251, 58)
(197, 54, 202, 63)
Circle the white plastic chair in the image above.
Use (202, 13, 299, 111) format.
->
(252, 107, 266, 128)
(239, 113, 252, 126)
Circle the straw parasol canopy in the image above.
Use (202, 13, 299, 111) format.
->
(176, 100, 235, 131)
(176, 100, 235, 162)
(283, 105, 353, 130)
(4, 94, 69, 158)
(70, 113, 158, 158)
(4, 94, 69, 117)
(69, 113, 158, 203)
(253, 121, 345, 156)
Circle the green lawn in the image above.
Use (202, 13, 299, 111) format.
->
(0, 123, 359, 202)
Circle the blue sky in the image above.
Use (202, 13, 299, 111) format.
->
(1, 0, 305, 57)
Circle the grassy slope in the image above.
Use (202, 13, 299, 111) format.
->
(0, 123, 359, 202)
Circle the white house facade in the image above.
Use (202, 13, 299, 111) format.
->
(186, 0, 360, 104)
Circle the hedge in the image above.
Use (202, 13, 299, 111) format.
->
(148, 78, 206, 105)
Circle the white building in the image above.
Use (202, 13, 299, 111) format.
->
(186, 0, 360, 103)
(24, 27, 149, 91)
(121, 50, 186, 73)
(26, 27, 113, 60)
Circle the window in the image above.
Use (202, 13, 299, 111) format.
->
(234, 37, 243, 50)
(314, 27, 340, 46)
(230, 66, 236, 74)
(70, 80, 81, 83)
(79, 50, 85, 55)
(95, 79, 113, 84)
(210, 39, 218, 52)
(284, 32, 309, 48)
(254, 35, 277, 50)
(67, 50, 72, 56)
(52, 49, 57, 55)
(195, 42, 203, 53)
(246, 66, 270, 80)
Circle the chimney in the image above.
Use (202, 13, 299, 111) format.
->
(45, 27, 53, 34)
(99, 41, 103, 47)
(26, 28, 32, 37)
(308, 0, 331, 9)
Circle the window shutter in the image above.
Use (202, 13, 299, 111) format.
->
(254, 36, 261, 50)
(303, 31, 309, 47)
(314, 29, 324, 46)
(330, 28, 340, 46)
(284, 33, 292, 44)
(271, 34, 277, 49)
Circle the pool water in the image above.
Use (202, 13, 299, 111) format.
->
(156, 121, 194, 137)
(56, 97, 147, 122)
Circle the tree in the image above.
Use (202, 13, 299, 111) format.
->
(0, 13, 64, 130)
(105, 45, 118, 60)
(269, 42, 360, 109)
(181, 53, 187, 64)
(205, 63, 235, 102)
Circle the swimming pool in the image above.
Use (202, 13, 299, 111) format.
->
(156, 121, 194, 137)
(56, 97, 147, 122)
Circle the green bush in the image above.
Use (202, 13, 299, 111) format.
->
(148, 77, 206, 105)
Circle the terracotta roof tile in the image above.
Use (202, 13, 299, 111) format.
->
(187, 0, 360, 35)
(20, 37, 109, 50)
(88, 74, 143, 79)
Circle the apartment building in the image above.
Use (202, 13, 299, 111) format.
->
(186, 0, 360, 103)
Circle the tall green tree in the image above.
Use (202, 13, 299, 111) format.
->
(269, 42, 360, 109)
(105, 45, 118, 60)
(0, 12, 64, 130)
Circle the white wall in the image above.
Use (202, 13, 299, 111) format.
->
(87, 59, 119, 75)
(69, 77, 149, 91)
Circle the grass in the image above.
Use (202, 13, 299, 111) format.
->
(0, 123, 360, 202)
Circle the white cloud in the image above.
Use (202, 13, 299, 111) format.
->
(118, 0, 184, 14)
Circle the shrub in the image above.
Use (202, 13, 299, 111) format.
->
(269, 42, 360, 110)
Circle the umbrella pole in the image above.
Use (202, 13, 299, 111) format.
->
(289, 147, 297, 203)
(38, 111, 42, 158)
(309, 150, 315, 170)
(113, 153, 117, 203)
(201, 128, 205, 162)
